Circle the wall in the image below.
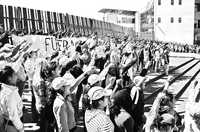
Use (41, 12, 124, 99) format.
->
(0, 4, 130, 36)
(140, 2, 154, 40)
(135, 12, 141, 34)
(154, 0, 195, 44)
(194, 0, 200, 42)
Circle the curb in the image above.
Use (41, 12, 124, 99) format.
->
(146, 58, 195, 85)
(175, 67, 200, 100)
(144, 60, 200, 103)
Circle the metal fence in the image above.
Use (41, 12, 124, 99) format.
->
(0, 4, 133, 36)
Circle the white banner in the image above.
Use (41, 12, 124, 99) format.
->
(12, 35, 77, 57)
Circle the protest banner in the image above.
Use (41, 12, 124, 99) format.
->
(12, 35, 77, 57)
(11, 35, 92, 58)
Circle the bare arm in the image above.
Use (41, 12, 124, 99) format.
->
(70, 66, 98, 93)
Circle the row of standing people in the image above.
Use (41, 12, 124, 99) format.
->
(0, 30, 197, 132)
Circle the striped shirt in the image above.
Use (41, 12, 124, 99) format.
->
(85, 109, 114, 132)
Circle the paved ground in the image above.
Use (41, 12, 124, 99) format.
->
(22, 52, 200, 132)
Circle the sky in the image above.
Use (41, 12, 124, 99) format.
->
(1, 0, 150, 20)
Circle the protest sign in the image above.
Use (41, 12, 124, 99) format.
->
(12, 35, 76, 57)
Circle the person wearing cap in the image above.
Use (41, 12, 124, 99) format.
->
(129, 65, 151, 131)
(146, 93, 178, 132)
(145, 76, 181, 132)
(52, 66, 98, 132)
(52, 76, 76, 132)
(84, 86, 114, 132)
(130, 75, 146, 132)
(155, 113, 175, 132)
(32, 58, 56, 132)
(0, 66, 24, 132)
(81, 72, 116, 117)
(154, 46, 161, 73)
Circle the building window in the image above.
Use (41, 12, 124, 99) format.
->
(171, 0, 174, 5)
(158, 0, 161, 5)
(171, 17, 174, 23)
(195, 23, 197, 28)
(178, 17, 182, 23)
(122, 17, 126, 23)
(158, 17, 161, 23)
(132, 18, 135, 23)
(197, 4, 200, 12)
(198, 20, 200, 28)
(179, 0, 182, 5)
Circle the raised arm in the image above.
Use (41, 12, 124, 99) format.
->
(144, 92, 165, 132)
(121, 50, 137, 75)
(69, 66, 99, 93)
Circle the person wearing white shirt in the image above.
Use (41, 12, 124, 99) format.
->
(24, 51, 37, 122)
(84, 86, 114, 132)
(52, 66, 98, 132)
(0, 66, 24, 132)
(154, 48, 160, 73)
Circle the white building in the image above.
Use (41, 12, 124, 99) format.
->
(98, 9, 138, 36)
(153, 0, 195, 44)
(194, 0, 200, 42)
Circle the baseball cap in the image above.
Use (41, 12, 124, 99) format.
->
(52, 73, 74, 91)
(133, 76, 146, 86)
(88, 74, 100, 86)
(160, 113, 175, 125)
(87, 86, 112, 101)
(52, 77, 69, 90)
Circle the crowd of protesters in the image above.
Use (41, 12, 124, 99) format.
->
(0, 26, 200, 132)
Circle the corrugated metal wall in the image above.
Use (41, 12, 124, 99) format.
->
(0, 4, 130, 36)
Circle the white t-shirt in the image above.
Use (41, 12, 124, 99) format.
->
(0, 83, 23, 130)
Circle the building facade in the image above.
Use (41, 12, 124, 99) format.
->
(0, 4, 126, 37)
(154, 0, 194, 44)
(141, 0, 195, 44)
(195, 0, 200, 43)
(140, 1, 154, 40)
(99, 9, 137, 37)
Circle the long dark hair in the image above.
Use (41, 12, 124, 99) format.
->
(110, 89, 132, 116)
(40, 61, 56, 81)
(0, 66, 15, 84)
